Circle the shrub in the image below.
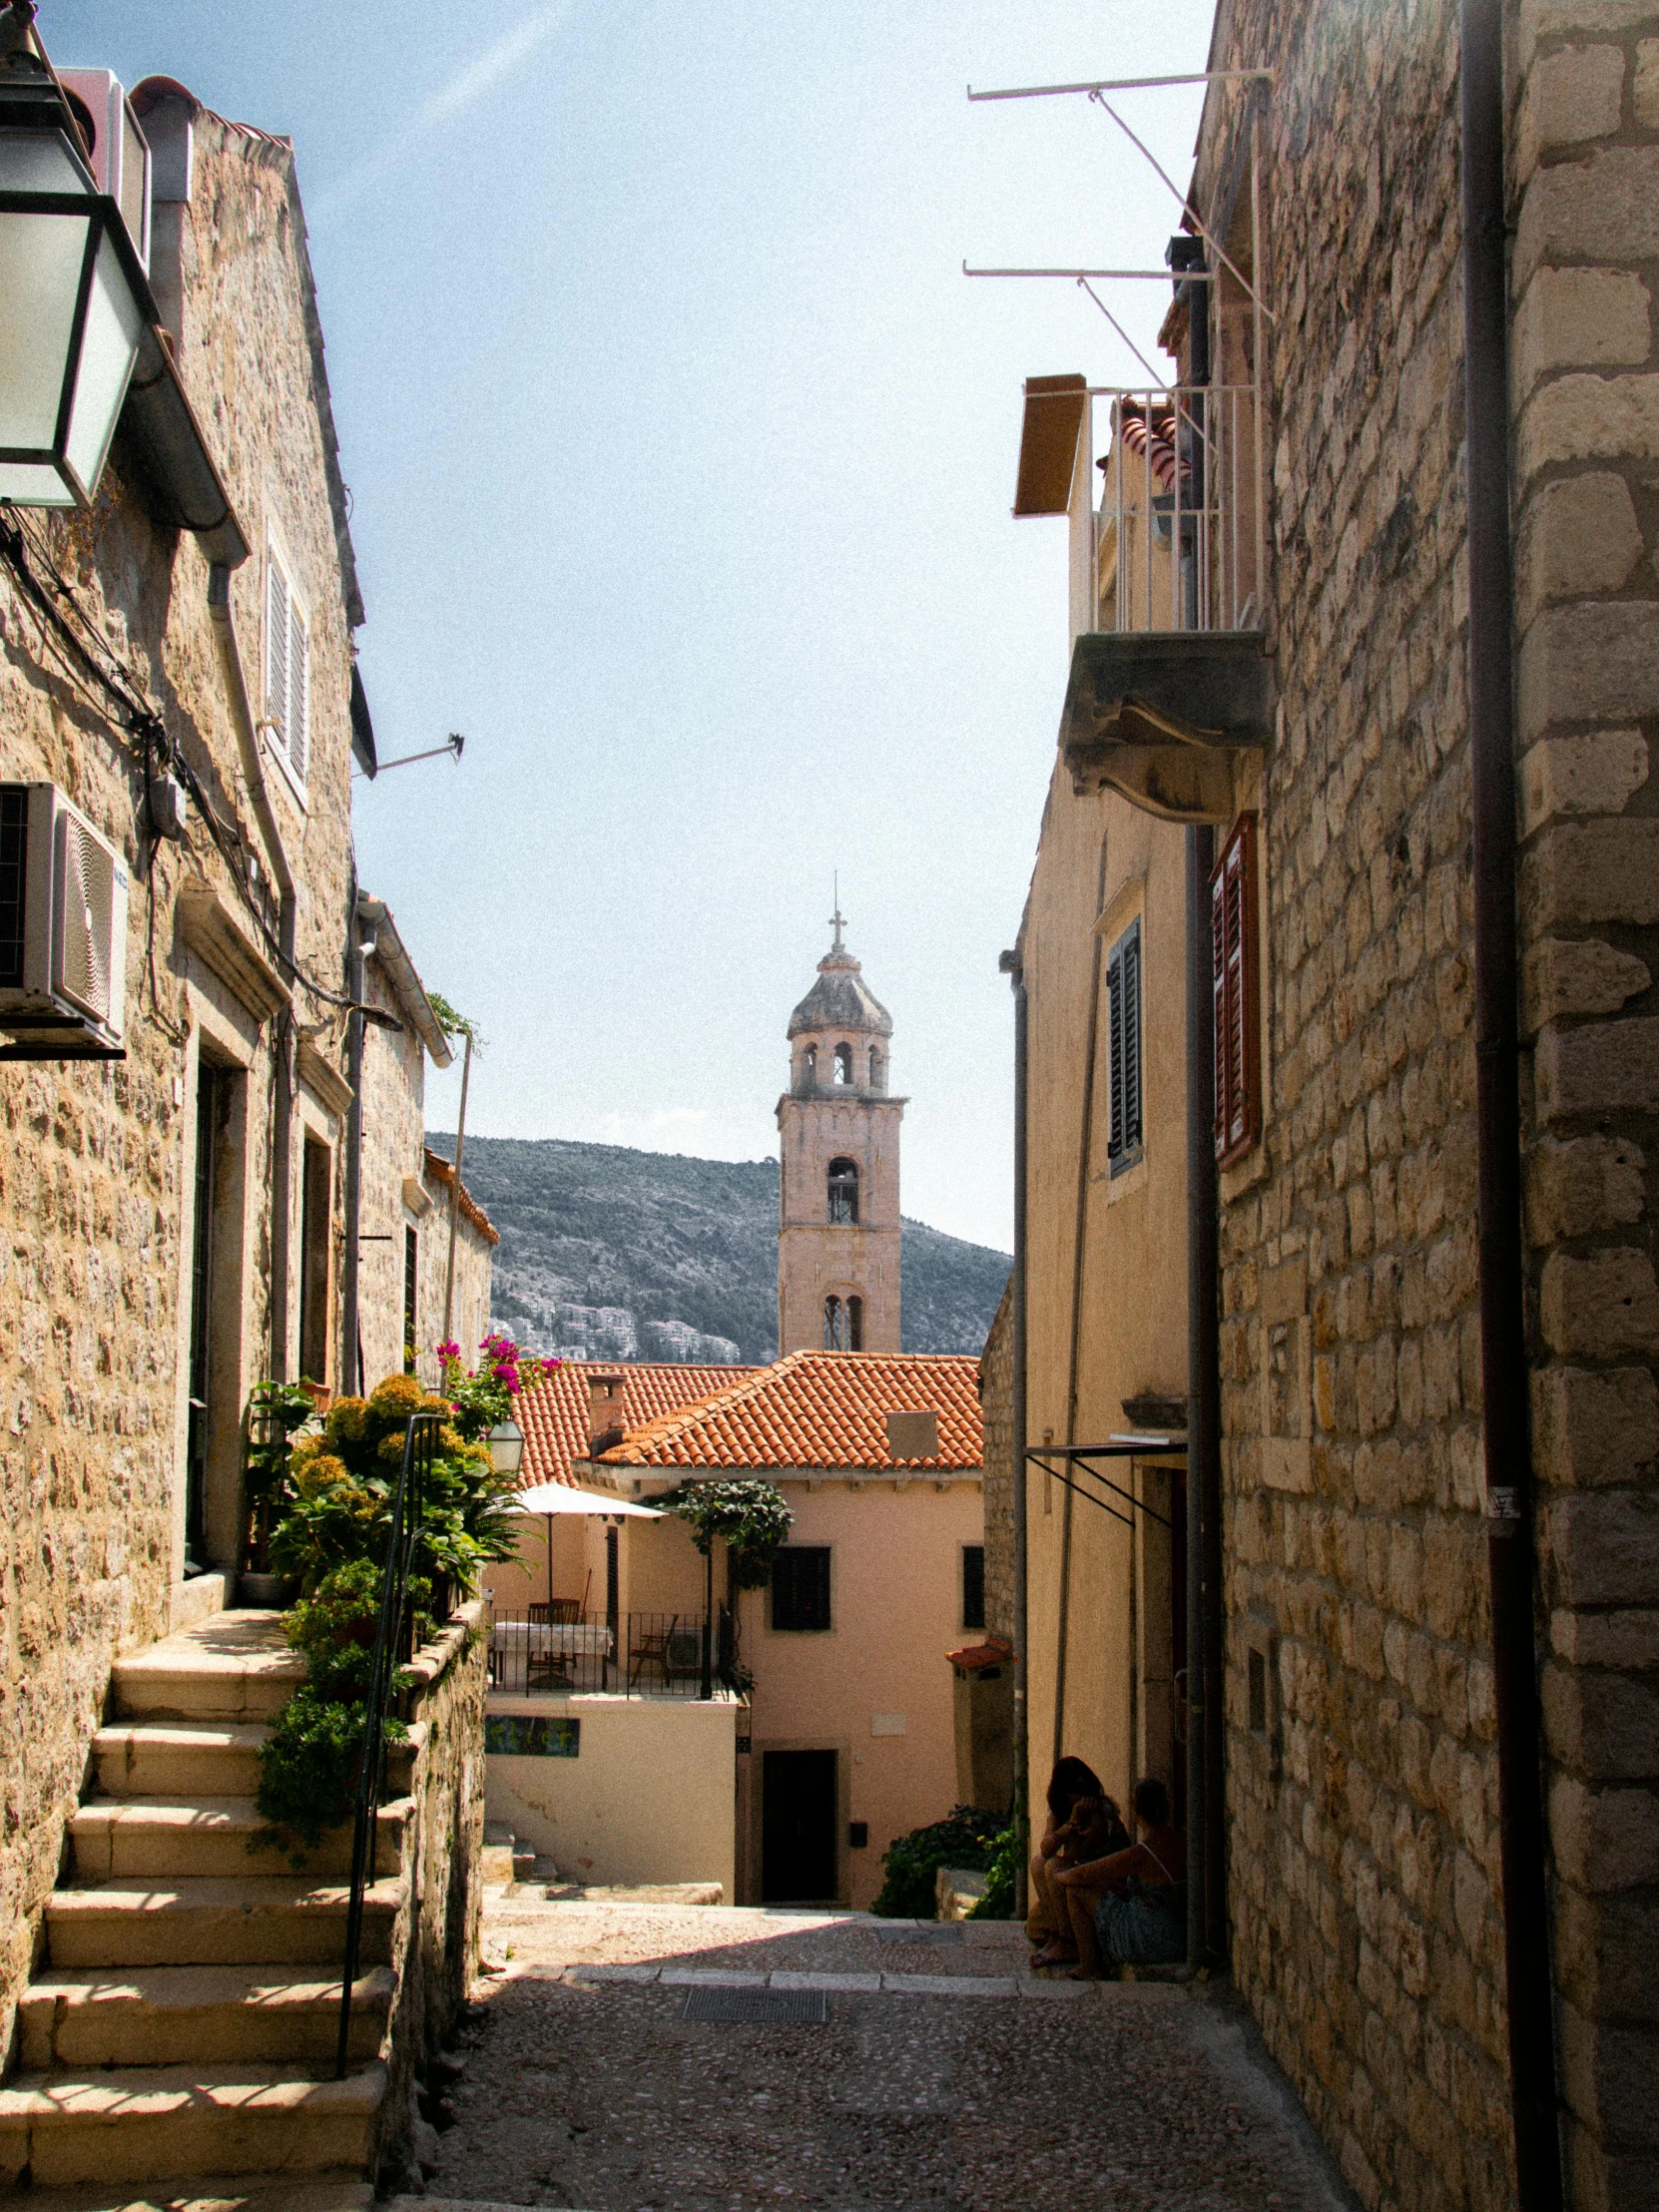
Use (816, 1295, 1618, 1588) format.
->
(965, 1811, 1023, 1921)
(869, 1804, 1004, 1920)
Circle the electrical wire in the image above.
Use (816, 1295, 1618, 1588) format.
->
(0, 513, 367, 1018)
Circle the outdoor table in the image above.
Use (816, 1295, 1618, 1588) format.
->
(490, 1622, 613, 1659)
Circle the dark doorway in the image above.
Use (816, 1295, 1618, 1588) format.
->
(298, 1139, 331, 1385)
(762, 1749, 837, 1903)
(185, 1068, 226, 1577)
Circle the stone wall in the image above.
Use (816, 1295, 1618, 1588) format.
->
(0, 107, 363, 2070)
(1507, 4, 1659, 2203)
(377, 1598, 489, 2174)
(1200, 1, 1514, 2205)
(978, 1278, 1015, 1647)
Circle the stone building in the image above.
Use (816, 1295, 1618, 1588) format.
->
(777, 908, 904, 1353)
(0, 20, 485, 2182)
(977, 2, 1659, 2206)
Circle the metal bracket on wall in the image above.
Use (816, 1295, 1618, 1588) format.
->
(1023, 1441, 1185, 1530)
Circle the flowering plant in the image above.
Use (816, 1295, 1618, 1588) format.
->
(437, 1331, 560, 1445)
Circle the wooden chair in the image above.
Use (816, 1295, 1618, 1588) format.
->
(628, 1616, 680, 1688)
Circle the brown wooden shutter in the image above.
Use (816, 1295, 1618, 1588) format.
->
(1212, 813, 1261, 1166)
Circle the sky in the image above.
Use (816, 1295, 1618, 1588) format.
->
(59, 1, 1218, 1252)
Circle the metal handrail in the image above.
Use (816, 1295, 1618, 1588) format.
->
(335, 1409, 441, 2079)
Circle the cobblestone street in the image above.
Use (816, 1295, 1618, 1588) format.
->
(409, 1899, 1357, 2212)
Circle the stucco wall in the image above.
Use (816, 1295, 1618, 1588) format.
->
(777, 1093, 903, 1355)
(0, 109, 359, 2070)
(485, 1692, 738, 1898)
(737, 1477, 984, 1910)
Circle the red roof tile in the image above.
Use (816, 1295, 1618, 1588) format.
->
(594, 1350, 983, 1472)
(516, 1361, 758, 1488)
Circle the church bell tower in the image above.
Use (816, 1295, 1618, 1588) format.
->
(776, 904, 904, 1355)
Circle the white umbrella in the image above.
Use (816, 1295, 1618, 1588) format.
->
(503, 1481, 665, 1623)
(508, 1482, 663, 1518)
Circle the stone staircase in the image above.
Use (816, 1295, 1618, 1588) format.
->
(0, 1613, 411, 2197)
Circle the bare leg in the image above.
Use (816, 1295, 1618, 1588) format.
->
(1028, 1856, 1070, 1949)
(1065, 1883, 1107, 1978)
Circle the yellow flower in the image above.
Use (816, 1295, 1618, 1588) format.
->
(293, 1453, 350, 1499)
(325, 1397, 368, 1446)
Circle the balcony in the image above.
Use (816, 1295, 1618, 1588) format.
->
(1018, 376, 1276, 824)
(486, 1608, 742, 1702)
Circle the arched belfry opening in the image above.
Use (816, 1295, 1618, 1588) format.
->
(778, 897, 903, 1355)
(828, 1157, 858, 1225)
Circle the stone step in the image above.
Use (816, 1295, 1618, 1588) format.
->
(112, 1615, 305, 1723)
(0, 2061, 387, 2189)
(8, 2174, 374, 2211)
(92, 1723, 424, 1802)
(44, 1879, 404, 1970)
(17, 1965, 397, 2070)
(71, 1797, 411, 1883)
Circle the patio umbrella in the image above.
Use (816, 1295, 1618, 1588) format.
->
(504, 1483, 664, 1619)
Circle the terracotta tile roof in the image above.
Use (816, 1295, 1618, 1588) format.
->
(517, 1361, 758, 1489)
(422, 1148, 500, 1247)
(595, 1350, 983, 1472)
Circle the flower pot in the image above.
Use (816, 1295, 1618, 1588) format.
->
(239, 1571, 298, 1610)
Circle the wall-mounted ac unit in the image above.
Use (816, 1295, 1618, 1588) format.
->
(57, 68, 152, 270)
(0, 784, 129, 1060)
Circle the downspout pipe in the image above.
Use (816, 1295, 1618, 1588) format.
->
(1459, 4, 1564, 2203)
(340, 891, 366, 1399)
(1185, 824, 1220, 1966)
(1179, 246, 1225, 1967)
(208, 561, 296, 1382)
(1004, 951, 1031, 1915)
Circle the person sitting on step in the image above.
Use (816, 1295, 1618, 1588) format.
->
(1048, 1776, 1187, 1978)
(1025, 1756, 1128, 1958)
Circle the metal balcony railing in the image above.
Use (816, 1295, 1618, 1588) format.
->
(487, 1607, 738, 1700)
(1086, 382, 1263, 637)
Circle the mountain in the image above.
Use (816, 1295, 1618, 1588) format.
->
(424, 1135, 1010, 1367)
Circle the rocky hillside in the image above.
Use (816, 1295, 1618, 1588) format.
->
(425, 1135, 1009, 1367)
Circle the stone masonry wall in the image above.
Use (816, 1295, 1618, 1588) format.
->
(1203, 3, 1515, 2206)
(0, 111, 359, 2071)
(977, 1278, 1015, 1647)
(1508, 4, 1659, 2204)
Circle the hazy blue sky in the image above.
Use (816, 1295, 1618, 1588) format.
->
(60, 1, 1216, 1251)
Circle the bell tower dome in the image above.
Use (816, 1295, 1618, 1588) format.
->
(776, 903, 904, 1355)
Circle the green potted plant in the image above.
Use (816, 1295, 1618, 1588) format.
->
(239, 1380, 316, 1608)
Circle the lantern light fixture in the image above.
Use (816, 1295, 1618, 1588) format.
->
(0, 4, 153, 509)
(487, 1418, 525, 1478)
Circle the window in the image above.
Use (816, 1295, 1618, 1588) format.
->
(1106, 918, 1143, 1176)
(403, 1225, 417, 1374)
(846, 1294, 862, 1352)
(828, 1157, 859, 1224)
(1212, 813, 1262, 1166)
(868, 1045, 884, 1091)
(832, 1041, 852, 1085)
(962, 1544, 986, 1631)
(298, 1139, 331, 1385)
(772, 1546, 831, 1631)
(265, 541, 309, 791)
(803, 1044, 817, 1086)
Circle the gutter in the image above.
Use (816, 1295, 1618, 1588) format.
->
(207, 560, 295, 1382)
(1459, 2, 1563, 2201)
(1001, 947, 1031, 1915)
(122, 327, 249, 570)
(353, 898, 454, 1070)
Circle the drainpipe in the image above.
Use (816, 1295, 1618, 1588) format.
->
(1004, 952, 1031, 1915)
(340, 891, 366, 1397)
(1459, 3, 1563, 2202)
(1185, 824, 1220, 1965)
(208, 563, 295, 1382)
(1177, 241, 1226, 1966)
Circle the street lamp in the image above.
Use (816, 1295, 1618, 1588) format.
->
(0, 7, 151, 508)
(487, 1418, 524, 1477)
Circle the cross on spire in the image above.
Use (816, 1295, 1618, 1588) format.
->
(829, 872, 846, 953)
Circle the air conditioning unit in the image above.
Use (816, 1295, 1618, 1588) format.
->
(0, 784, 129, 1059)
(57, 69, 151, 270)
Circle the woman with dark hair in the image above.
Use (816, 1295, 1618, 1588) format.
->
(1052, 1775, 1186, 1977)
(1025, 1756, 1129, 1954)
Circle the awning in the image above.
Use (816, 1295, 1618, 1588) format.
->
(508, 1482, 663, 1518)
(1014, 372, 1088, 516)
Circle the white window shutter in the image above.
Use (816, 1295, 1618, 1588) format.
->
(266, 554, 289, 752)
(287, 607, 308, 782)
